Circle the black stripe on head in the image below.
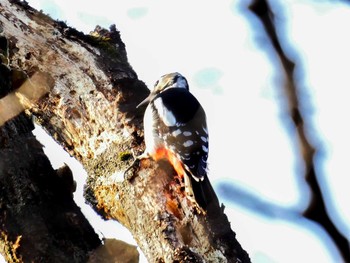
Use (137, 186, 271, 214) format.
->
(174, 74, 189, 91)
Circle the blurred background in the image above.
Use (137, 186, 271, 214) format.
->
(2, 0, 350, 262)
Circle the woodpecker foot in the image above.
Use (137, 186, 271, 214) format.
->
(123, 158, 140, 180)
(123, 151, 149, 180)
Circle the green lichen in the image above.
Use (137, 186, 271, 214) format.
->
(119, 151, 132, 162)
(89, 35, 119, 59)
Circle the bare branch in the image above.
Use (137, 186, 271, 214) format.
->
(248, 0, 350, 261)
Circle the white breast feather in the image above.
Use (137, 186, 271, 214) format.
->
(153, 97, 176, 126)
(143, 104, 158, 154)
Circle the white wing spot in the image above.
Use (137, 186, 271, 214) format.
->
(172, 129, 181, 137)
(183, 140, 194, 147)
(202, 145, 208, 153)
(154, 98, 176, 126)
(201, 136, 207, 142)
(202, 126, 208, 134)
(183, 131, 192, 136)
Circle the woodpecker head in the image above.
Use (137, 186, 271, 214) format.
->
(137, 72, 189, 108)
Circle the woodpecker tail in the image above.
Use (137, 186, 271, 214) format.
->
(190, 174, 220, 213)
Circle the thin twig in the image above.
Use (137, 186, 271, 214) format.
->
(248, 0, 350, 261)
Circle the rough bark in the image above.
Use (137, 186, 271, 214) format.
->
(0, 42, 101, 261)
(0, 1, 250, 262)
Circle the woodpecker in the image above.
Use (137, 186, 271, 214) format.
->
(132, 72, 218, 211)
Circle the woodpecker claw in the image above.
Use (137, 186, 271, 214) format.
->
(123, 151, 149, 180)
(123, 158, 140, 180)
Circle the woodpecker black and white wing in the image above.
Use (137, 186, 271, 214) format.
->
(136, 72, 221, 211)
(153, 88, 209, 182)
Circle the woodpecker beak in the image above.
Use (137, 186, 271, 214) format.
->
(137, 93, 154, 108)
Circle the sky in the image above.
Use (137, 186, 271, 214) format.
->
(2, 0, 350, 262)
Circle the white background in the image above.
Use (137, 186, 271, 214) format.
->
(2, 0, 350, 262)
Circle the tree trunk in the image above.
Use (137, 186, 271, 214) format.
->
(0, 112, 101, 262)
(0, 1, 250, 262)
